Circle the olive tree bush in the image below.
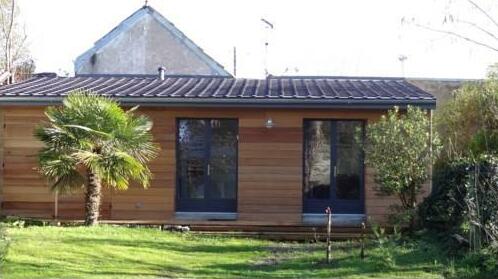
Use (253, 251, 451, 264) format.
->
(365, 106, 440, 229)
(436, 77, 498, 159)
(420, 74, 498, 255)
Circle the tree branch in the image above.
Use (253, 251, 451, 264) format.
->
(466, 0, 498, 31)
(4, 0, 14, 73)
(415, 22, 498, 52)
(456, 19, 498, 42)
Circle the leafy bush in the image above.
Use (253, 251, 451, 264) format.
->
(436, 78, 498, 159)
(419, 155, 498, 254)
(463, 156, 498, 251)
(425, 74, 498, 276)
(365, 106, 439, 229)
(457, 249, 498, 278)
(418, 159, 469, 230)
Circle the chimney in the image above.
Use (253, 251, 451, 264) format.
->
(158, 66, 166, 80)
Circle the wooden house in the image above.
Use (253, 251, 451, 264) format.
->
(0, 73, 436, 230)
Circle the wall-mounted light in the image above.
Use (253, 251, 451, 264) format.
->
(265, 117, 274, 129)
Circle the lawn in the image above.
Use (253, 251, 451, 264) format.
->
(0, 224, 488, 279)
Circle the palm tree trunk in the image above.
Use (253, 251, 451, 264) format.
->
(84, 170, 102, 226)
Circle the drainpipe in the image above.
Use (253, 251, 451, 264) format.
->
(158, 66, 166, 80)
(429, 108, 433, 194)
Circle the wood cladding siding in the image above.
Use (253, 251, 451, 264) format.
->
(0, 108, 3, 209)
(0, 106, 422, 226)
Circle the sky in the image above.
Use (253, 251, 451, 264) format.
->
(16, 0, 498, 79)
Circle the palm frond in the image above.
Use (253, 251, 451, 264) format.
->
(63, 124, 112, 138)
(50, 170, 86, 193)
(37, 148, 85, 193)
(36, 90, 159, 193)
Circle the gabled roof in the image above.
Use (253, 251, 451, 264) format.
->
(74, 5, 230, 76)
(0, 74, 436, 109)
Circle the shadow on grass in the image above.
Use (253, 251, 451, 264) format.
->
(60, 236, 265, 254)
(169, 241, 446, 278)
(5, 230, 448, 278)
(186, 251, 443, 279)
(5, 250, 188, 278)
(6, 259, 178, 278)
(74, 238, 442, 278)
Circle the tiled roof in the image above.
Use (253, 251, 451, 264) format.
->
(0, 74, 436, 108)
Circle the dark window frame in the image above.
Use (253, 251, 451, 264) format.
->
(302, 119, 366, 214)
(175, 118, 239, 212)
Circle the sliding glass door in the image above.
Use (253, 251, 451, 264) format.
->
(176, 119, 238, 212)
(303, 120, 364, 214)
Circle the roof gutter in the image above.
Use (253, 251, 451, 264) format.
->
(0, 97, 436, 109)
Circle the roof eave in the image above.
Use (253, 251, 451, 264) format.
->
(0, 97, 436, 109)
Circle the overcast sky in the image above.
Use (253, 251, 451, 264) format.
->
(16, 0, 498, 78)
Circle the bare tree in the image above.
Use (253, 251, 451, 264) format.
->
(0, 0, 31, 84)
(404, 0, 498, 53)
(14, 57, 34, 81)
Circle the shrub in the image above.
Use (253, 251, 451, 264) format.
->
(459, 249, 498, 277)
(418, 159, 469, 230)
(419, 155, 498, 252)
(463, 155, 498, 251)
(436, 78, 498, 159)
(365, 106, 439, 229)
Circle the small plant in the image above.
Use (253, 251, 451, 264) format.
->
(442, 259, 457, 278)
(1, 217, 48, 228)
(0, 223, 10, 268)
(371, 223, 400, 268)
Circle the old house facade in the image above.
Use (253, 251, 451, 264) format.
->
(74, 6, 230, 76)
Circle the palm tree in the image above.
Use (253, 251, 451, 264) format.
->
(35, 91, 159, 225)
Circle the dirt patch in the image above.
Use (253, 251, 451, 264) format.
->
(252, 243, 321, 267)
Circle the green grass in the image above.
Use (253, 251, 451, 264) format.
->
(0, 224, 493, 278)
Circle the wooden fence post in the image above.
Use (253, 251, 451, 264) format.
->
(54, 190, 58, 220)
(360, 221, 366, 259)
(326, 206, 332, 264)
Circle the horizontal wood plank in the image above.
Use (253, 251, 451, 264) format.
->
(0, 106, 406, 226)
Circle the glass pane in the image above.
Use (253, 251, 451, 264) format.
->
(304, 120, 331, 199)
(336, 121, 363, 200)
(209, 119, 237, 199)
(178, 119, 207, 199)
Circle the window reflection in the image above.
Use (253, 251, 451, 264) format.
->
(178, 119, 207, 199)
(304, 120, 364, 204)
(209, 119, 237, 199)
(336, 121, 362, 200)
(304, 121, 331, 199)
